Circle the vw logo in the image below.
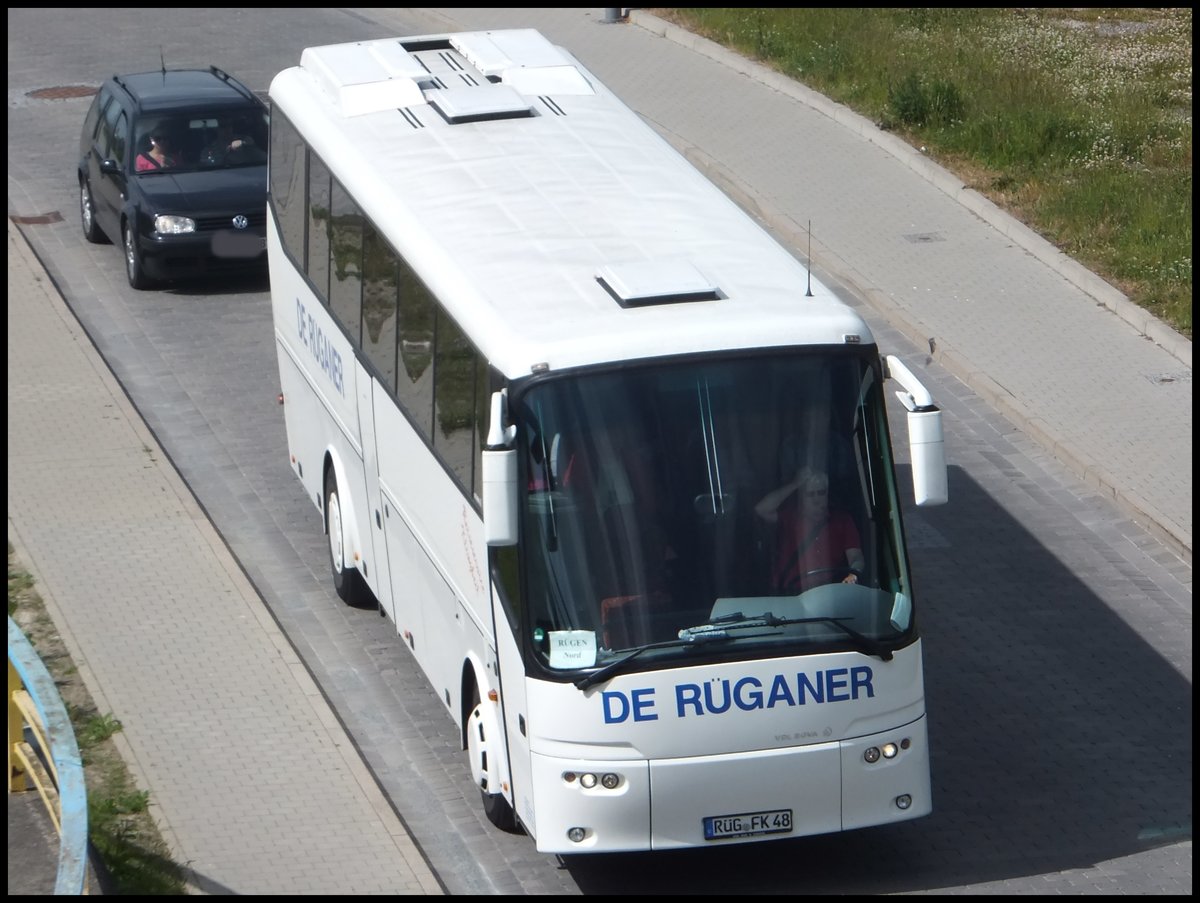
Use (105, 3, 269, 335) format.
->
(231, 214, 249, 230)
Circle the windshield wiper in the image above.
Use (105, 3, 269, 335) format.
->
(676, 609, 772, 639)
(678, 612, 893, 661)
(574, 633, 730, 691)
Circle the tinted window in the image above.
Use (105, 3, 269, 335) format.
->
(434, 310, 478, 493)
(396, 259, 435, 440)
(328, 178, 363, 343)
(471, 357, 492, 502)
(98, 97, 123, 161)
(361, 222, 398, 393)
(111, 110, 130, 168)
(269, 109, 306, 264)
(82, 89, 110, 146)
(307, 153, 332, 300)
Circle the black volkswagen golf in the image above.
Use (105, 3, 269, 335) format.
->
(77, 66, 268, 289)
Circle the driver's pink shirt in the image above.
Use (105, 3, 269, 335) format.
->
(773, 501, 860, 591)
(136, 152, 179, 172)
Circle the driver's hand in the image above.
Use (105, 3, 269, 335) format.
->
(842, 572, 858, 584)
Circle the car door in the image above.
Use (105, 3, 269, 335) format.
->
(90, 97, 130, 239)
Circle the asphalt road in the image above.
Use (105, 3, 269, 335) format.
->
(7, 7, 1191, 894)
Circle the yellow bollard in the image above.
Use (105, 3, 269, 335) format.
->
(9, 659, 29, 792)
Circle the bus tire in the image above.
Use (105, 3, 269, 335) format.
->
(325, 468, 369, 607)
(468, 685, 518, 832)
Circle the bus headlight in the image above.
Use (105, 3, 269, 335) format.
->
(563, 770, 622, 790)
(865, 739, 910, 764)
(896, 794, 912, 810)
(567, 826, 587, 843)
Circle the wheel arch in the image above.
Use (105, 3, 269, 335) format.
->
(460, 652, 489, 747)
(322, 449, 365, 575)
(461, 651, 514, 803)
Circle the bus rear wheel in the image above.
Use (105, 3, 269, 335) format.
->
(325, 469, 369, 607)
(468, 685, 518, 832)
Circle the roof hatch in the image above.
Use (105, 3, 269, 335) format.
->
(597, 259, 723, 308)
(426, 84, 533, 123)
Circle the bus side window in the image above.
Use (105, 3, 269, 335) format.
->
(492, 545, 521, 633)
(433, 309, 479, 494)
(307, 151, 332, 300)
(268, 110, 306, 266)
(396, 259, 434, 440)
(328, 178, 363, 343)
(361, 221, 398, 392)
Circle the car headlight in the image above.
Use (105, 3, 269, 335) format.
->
(154, 214, 196, 235)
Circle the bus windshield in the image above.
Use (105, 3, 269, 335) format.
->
(514, 348, 915, 675)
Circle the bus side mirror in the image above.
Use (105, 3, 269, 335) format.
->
(885, 355, 948, 506)
(904, 407, 947, 506)
(483, 449, 519, 545)
(483, 390, 519, 546)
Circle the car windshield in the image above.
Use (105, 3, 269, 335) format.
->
(514, 349, 917, 677)
(133, 110, 268, 174)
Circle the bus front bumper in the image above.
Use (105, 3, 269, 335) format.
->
(528, 716, 930, 853)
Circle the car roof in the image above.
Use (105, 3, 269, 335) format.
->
(111, 69, 261, 116)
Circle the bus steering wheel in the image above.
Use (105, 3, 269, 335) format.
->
(781, 566, 861, 593)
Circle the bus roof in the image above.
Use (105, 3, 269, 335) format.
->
(269, 29, 874, 379)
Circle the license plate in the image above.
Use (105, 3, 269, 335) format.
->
(703, 808, 793, 840)
(212, 229, 266, 259)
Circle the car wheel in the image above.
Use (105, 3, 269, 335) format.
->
(325, 468, 369, 607)
(79, 179, 105, 244)
(123, 219, 151, 290)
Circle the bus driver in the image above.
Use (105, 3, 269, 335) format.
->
(755, 465, 865, 593)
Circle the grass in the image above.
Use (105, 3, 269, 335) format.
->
(8, 544, 189, 895)
(651, 8, 1192, 338)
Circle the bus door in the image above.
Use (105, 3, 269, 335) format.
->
(356, 361, 395, 621)
(492, 583, 535, 832)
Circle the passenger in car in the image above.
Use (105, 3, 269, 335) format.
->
(136, 130, 180, 171)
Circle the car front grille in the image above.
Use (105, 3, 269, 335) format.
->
(194, 210, 267, 232)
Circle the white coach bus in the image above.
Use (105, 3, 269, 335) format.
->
(267, 29, 947, 854)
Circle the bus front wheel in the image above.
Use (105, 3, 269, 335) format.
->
(325, 469, 369, 607)
(468, 685, 518, 832)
